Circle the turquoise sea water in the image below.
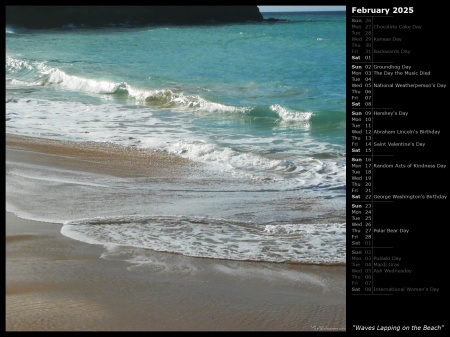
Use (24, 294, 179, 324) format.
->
(6, 11, 346, 264)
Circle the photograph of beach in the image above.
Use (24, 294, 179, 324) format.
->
(6, 6, 346, 331)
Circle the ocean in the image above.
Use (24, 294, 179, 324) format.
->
(6, 11, 346, 265)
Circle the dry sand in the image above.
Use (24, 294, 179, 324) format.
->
(5, 133, 346, 331)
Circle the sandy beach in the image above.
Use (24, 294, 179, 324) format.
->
(6, 134, 346, 331)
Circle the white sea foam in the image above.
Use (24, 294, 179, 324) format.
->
(126, 83, 251, 114)
(45, 68, 121, 94)
(6, 56, 121, 94)
(6, 56, 33, 72)
(164, 139, 297, 173)
(61, 215, 346, 264)
(6, 94, 345, 192)
(270, 104, 313, 122)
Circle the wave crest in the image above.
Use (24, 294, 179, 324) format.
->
(6, 56, 314, 124)
(270, 104, 313, 122)
(45, 68, 122, 94)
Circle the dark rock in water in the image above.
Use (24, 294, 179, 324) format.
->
(6, 6, 264, 29)
(264, 18, 289, 23)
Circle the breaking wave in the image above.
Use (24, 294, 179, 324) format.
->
(6, 56, 314, 123)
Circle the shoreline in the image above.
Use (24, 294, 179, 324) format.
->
(6, 211, 346, 331)
(5, 133, 196, 178)
(6, 133, 346, 331)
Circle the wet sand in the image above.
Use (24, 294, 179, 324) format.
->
(5, 133, 346, 331)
